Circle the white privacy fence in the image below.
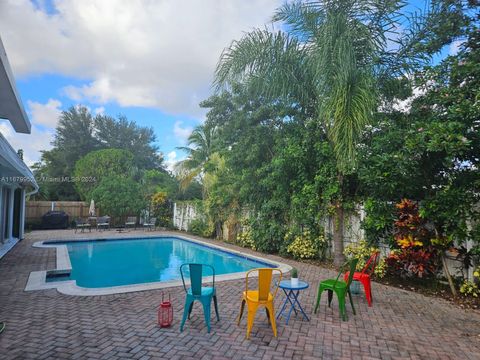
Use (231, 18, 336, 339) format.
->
(172, 202, 471, 279)
(172, 202, 198, 231)
(172, 201, 367, 246)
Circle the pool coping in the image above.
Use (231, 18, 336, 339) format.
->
(25, 233, 292, 296)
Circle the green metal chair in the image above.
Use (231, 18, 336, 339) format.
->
(314, 258, 359, 321)
(180, 263, 220, 333)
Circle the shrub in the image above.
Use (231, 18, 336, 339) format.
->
(385, 199, 439, 279)
(237, 225, 256, 250)
(344, 240, 376, 271)
(286, 228, 325, 260)
(250, 216, 285, 253)
(459, 267, 480, 298)
(151, 191, 173, 228)
(386, 247, 438, 278)
(374, 258, 387, 278)
(460, 281, 479, 298)
(343, 240, 386, 278)
(91, 176, 146, 225)
(74, 149, 136, 200)
(393, 199, 432, 247)
(189, 218, 214, 238)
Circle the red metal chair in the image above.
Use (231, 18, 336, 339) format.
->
(344, 251, 380, 307)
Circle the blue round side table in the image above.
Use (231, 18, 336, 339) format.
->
(277, 279, 310, 324)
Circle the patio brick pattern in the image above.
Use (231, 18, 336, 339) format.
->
(1, 230, 479, 359)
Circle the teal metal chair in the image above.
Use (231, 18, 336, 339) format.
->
(180, 263, 220, 333)
(314, 258, 359, 321)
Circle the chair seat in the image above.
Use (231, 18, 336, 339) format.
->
(353, 272, 371, 280)
(187, 286, 215, 297)
(243, 290, 273, 302)
(320, 279, 348, 289)
(345, 271, 371, 281)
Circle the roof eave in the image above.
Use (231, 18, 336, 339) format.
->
(0, 36, 31, 134)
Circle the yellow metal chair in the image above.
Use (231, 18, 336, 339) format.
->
(237, 268, 282, 339)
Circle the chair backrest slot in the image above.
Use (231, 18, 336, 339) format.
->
(345, 258, 359, 287)
(180, 263, 215, 296)
(245, 268, 282, 301)
(258, 269, 273, 301)
(362, 251, 380, 276)
(189, 264, 203, 296)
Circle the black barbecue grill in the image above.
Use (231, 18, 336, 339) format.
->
(41, 211, 69, 229)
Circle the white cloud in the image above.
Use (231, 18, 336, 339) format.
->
(94, 106, 105, 115)
(0, 98, 63, 166)
(173, 121, 193, 142)
(449, 39, 464, 55)
(390, 86, 425, 113)
(0, 0, 281, 117)
(164, 151, 178, 172)
(0, 121, 54, 166)
(27, 98, 62, 127)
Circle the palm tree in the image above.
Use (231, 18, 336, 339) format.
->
(215, 0, 402, 265)
(175, 124, 218, 194)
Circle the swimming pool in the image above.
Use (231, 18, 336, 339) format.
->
(27, 235, 290, 296)
(55, 237, 272, 288)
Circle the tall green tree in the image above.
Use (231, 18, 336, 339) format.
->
(199, 83, 336, 251)
(175, 124, 219, 193)
(215, 0, 406, 265)
(34, 106, 164, 200)
(141, 169, 202, 201)
(360, 15, 480, 294)
(95, 115, 162, 169)
(91, 176, 146, 225)
(34, 106, 99, 200)
(74, 149, 137, 201)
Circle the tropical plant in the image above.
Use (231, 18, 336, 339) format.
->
(151, 191, 173, 228)
(393, 200, 432, 248)
(343, 240, 385, 277)
(385, 199, 440, 279)
(359, 13, 480, 294)
(214, 0, 422, 265)
(285, 228, 326, 260)
(237, 227, 256, 250)
(386, 248, 438, 279)
(189, 218, 214, 238)
(175, 124, 218, 192)
(460, 267, 480, 298)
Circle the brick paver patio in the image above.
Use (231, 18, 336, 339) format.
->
(1, 230, 479, 360)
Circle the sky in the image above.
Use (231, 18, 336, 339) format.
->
(0, 0, 282, 169)
(0, 0, 461, 170)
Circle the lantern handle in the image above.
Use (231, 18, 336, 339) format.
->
(161, 292, 171, 303)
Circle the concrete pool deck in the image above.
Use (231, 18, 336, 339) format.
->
(1, 229, 480, 359)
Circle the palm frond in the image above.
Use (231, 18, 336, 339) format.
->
(174, 124, 220, 192)
(272, 1, 324, 40)
(214, 29, 314, 105)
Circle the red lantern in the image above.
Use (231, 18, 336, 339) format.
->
(158, 293, 173, 328)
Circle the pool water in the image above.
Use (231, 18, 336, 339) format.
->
(58, 237, 270, 288)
